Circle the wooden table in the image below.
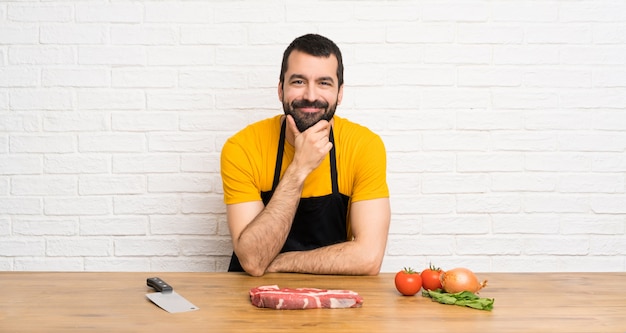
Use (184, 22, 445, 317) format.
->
(0, 272, 624, 332)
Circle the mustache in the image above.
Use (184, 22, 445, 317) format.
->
(291, 99, 329, 109)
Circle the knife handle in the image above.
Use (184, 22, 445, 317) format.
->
(147, 277, 173, 292)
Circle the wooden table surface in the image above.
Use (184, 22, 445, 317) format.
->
(0, 272, 624, 332)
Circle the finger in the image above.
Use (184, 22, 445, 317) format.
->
(286, 115, 301, 136)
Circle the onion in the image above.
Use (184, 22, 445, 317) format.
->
(440, 267, 487, 293)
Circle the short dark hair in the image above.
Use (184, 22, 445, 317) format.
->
(279, 34, 344, 87)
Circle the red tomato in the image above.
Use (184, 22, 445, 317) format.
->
(420, 264, 443, 291)
(394, 267, 422, 296)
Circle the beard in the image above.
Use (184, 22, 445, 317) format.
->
(282, 98, 338, 133)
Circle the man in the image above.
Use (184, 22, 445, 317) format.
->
(221, 34, 390, 277)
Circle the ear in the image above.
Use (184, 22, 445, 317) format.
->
(337, 84, 344, 105)
(277, 81, 284, 101)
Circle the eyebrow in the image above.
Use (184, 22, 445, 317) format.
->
(288, 74, 335, 83)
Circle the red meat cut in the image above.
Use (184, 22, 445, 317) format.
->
(249, 285, 363, 310)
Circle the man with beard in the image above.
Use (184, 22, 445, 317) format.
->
(221, 34, 390, 276)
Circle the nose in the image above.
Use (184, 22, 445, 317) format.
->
(303, 83, 318, 102)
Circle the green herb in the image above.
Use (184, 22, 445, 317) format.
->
(422, 289, 494, 311)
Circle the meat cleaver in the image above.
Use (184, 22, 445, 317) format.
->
(146, 277, 199, 313)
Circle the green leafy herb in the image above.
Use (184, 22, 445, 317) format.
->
(422, 289, 494, 311)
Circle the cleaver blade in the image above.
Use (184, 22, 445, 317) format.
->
(146, 277, 199, 313)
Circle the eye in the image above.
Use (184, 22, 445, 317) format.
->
(291, 79, 304, 85)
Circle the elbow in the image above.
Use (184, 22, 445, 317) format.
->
(360, 254, 384, 276)
(239, 258, 267, 277)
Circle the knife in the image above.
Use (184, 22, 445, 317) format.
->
(146, 277, 199, 313)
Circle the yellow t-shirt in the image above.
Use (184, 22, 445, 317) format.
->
(221, 115, 389, 205)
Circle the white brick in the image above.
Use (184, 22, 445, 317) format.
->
(592, 153, 626, 172)
(0, 218, 9, 236)
(179, 111, 247, 131)
(114, 195, 179, 215)
(78, 133, 146, 153)
(524, 195, 589, 213)
(561, 46, 626, 65)
(112, 112, 178, 132)
(422, 1, 489, 22)
(112, 69, 177, 88)
(114, 238, 179, 256)
(8, 4, 72, 22)
(10, 134, 75, 153)
(76, 3, 143, 23)
(148, 134, 214, 153)
(40, 24, 107, 44)
(593, 24, 626, 44)
(560, 215, 624, 235)
(491, 131, 558, 151)
(423, 131, 489, 151)
(355, 3, 420, 21)
(524, 237, 589, 255)
(457, 194, 522, 213)
(492, 214, 560, 234)
(0, 239, 45, 256)
(526, 24, 592, 44)
(42, 69, 110, 87)
(385, 110, 454, 131)
(559, 133, 626, 152)
(146, 91, 212, 111)
(391, 195, 454, 214)
(491, 173, 558, 192)
(594, 69, 626, 87)
(559, 256, 624, 272)
(148, 174, 212, 193)
(11, 175, 77, 196)
(147, 46, 214, 66)
(386, 23, 455, 43)
(590, 236, 626, 255)
(388, 215, 421, 235)
(112, 154, 180, 174)
(422, 215, 489, 234)
(421, 88, 490, 109)
(216, 89, 279, 110)
(13, 217, 77, 236)
(44, 197, 111, 216)
(457, 236, 523, 255)
(525, 110, 592, 130)
(111, 25, 178, 45)
(145, 2, 214, 23)
(79, 175, 145, 195)
(494, 46, 560, 65)
(458, 24, 524, 44)
(47, 238, 111, 256)
(10, 89, 74, 110)
(181, 238, 232, 256)
(180, 25, 246, 45)
(79, 46, 145, 65)
(423, 45, 491, 64)
(14, 258, 84, 271)
(457, 67, 522, 87)
(422, 174, 489, 194)
(457, 110, 523, 130)
(181, 154, 220, 173)
(387, 236, 454, 256)
(492, 2, 558, 22)
(386, 67, 454, 86)
(8, 46, 76, 65)
(44, 154, 110, 174)
(591, 195, 626, 213)
(150, 216, 217, 235)
(0, 155, 41, 175)
(560, 2, 626, 22)
(457, 153, 524, 172)
(493, 89, 559, 109)
(0, 24, 38, 44)
(181, 195, 225, 214)
(179, 69, 247, 88)
(526, 153, 591, 172)
(388, 153, 455, 173)
(0, 68, 39, 87)
(80, 216, 147, 236)
(150, 258, 216, 272)
(528, 68, 593, 88)
(43, 112, 109, 132)
(84, 258, 150, 272)
(559, 174, 624, 193)
(220, 2, 283, 23)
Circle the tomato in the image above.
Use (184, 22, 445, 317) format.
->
(420, 264, 443, 291)
(394, 267, 422, 296)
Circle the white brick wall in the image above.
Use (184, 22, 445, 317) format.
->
(1, 0, 625, 273)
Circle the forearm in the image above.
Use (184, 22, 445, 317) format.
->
(234, 165, 306, 276)
(266, 240, 384, 276)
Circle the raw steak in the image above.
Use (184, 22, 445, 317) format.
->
(250, 285, 363, 310)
